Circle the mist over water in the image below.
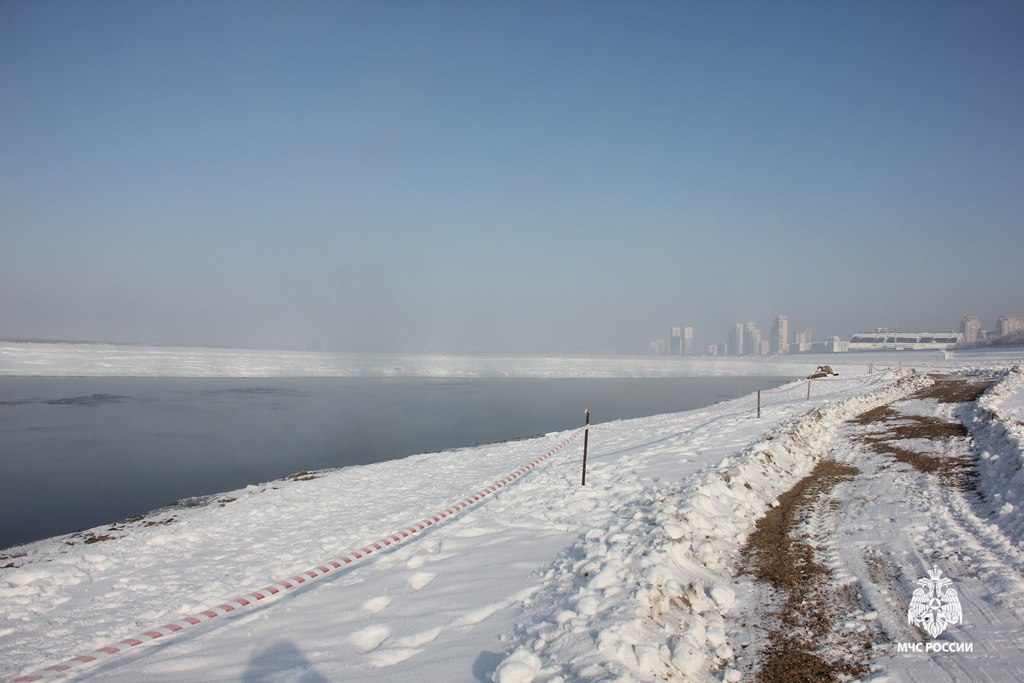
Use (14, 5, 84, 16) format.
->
(0, 375, 790, 550)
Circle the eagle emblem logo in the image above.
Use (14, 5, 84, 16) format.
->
(908, 566, 962, 638)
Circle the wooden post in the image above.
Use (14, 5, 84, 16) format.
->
(581, 408, 590, 486)
(806, 378, 811, 400)
(757, 390, 761, 418)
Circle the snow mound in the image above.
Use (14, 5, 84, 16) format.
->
(971, 365, 1024, 545)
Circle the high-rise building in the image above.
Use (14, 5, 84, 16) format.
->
(793, 328, 813, 353)
(670, 327, 682, 355)
(997, 315, 1024, 338)
(960, 316, 981, 344)
(772, 315, 789, 355)
(683, 326, 695, 354)
(730, 323, 745, 356)
(745, 322, 762, 356)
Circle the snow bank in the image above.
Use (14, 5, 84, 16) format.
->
(971, 365, 1024, 545)
(491, 372, 932, 681)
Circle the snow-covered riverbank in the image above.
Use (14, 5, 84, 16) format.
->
(3, 349, 1024, 681)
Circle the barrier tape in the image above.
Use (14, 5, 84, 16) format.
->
(12, 429, 584, 682)
(760, 380, 809, 396)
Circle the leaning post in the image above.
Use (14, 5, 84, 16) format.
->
(757, 390, 761, 418)
(581, 408, 591, 486)
(806, 378, 811, 400)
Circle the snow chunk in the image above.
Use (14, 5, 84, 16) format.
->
(492, 648, 542, 683)
(663, 522, 686, 540)
(710, 584, 736, 609)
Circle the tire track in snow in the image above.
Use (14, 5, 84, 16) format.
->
(738, 459, 871, 682)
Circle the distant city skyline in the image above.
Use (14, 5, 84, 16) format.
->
(652, 311, 1023, 356)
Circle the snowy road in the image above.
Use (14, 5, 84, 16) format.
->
(730, 373, 1024, 681)
(4, 364, 1024, 682)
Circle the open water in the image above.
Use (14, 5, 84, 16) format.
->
(0, 375, 790, 550)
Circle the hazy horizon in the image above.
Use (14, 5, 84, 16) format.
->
(3, 1, 1022, 355)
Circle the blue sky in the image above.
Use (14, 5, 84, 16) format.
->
(2, 0, 1022, 353)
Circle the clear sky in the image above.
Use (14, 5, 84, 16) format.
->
(2, 0, 1022, 354)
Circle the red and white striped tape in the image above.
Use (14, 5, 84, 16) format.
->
(12, 429, 584, 682)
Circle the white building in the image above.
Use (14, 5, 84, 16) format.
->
(847, 331, 962, 351)
(730, 323, 745, 356)
(772, 315, 789, 354)
(744, 322, 762, 356)
(683, 326, 694, 354)
(997, 315, 1024, 339)
(960, 316, 981, 344)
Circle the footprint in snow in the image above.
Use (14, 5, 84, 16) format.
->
(393, 626, 443, 648)
(367, 647, 422, 668)
(408, 571, 436, 591)
(361, 595, 391, 615)
(348, 624, 390, 653)
(454, 600, 507, 626)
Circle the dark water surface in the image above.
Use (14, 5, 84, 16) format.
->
(0, 376, 790, 549)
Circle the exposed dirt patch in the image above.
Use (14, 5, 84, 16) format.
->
(885, 445, 947, 475)
(883, 415, 967, 441)
(850, 405, 901, 426)
(852, 409, 967, 442)
(914, 376, 992, 404)
(75, 532, 117, 545)
(282, 470, 319, 482)
(740, 460, 869, 682)
(104, 515, 177, 533)
(851, 376, 992, 489)
(0, 552, 25, 569)
(60, 514, 182, 546)
(756, 650, 837, 682)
